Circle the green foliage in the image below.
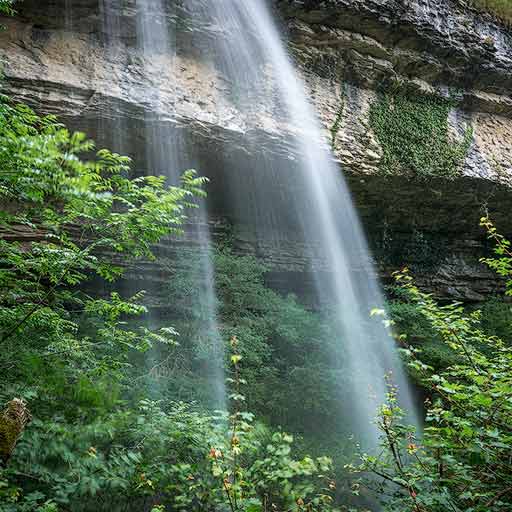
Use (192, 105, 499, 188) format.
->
(387, 299, 458, 375)
(479, 297, 512, 343)
(388, 294, 512, 384)
(480, 215, 512, 296)
(387, 247, 512, 382)
(0, 93, 206, 394)
(0, 0, 16, 16)
(350, 265, 512, 511)
(208, 336, 338, 512)
(369, 88, 472, 179)
(0, 93, 343, 511)
(383, 217, 512, 382)
(0, 93, 200, 509)
(159, 246, 350, 436)
(0, 398, 338, 512)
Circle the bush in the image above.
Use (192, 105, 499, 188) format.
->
(0, 398, 338, 512)
(480, 297, 512, 344)
(156, 246, 352, 437)
(0, 94, 342, 511)
(349, 218, 512, 511)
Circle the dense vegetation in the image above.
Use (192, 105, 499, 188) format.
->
(0, 93, 344, 511)
(156, 245, 353, 438)
(369, 88, 472, 179)
(0, 0, 15, 16)
(350, 220, 512, 511)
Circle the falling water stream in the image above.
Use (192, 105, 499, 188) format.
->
(95, 0, 417, 450)
(190, 0, 418, 447)
(98, 0, 226, 408)
(136, 0, 226, 409)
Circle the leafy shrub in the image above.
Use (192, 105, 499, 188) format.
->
(0, 92, 206, 404)
(479, 297, 512, 344)
(388, 299, 458, 376)
(349, 219, 512, 511)
(0, 94, 343, 511)
(480, 216, 512, 296)
(0, 397, 338, 512)
(158, 246, 351, 437)
(0, 0, 15, 16)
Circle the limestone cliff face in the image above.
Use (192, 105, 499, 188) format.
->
(280, 0, 512, 183)
(1, 0, 511, 302)
(278, 0, 512, 300)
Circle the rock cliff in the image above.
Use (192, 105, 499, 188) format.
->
(1, 0, 511, 302)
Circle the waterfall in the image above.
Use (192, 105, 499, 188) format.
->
(99, 0, 226, 409)
(95, 0, 417, 449)
(189, 0, 417, 448)
(135, 0, 226, 409)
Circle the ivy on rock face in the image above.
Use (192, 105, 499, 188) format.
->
(369, 88, 472, 179)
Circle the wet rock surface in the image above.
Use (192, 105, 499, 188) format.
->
(1, 0, 511, 302)
(278, 0, 512, 92)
